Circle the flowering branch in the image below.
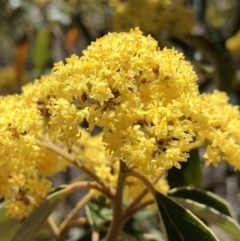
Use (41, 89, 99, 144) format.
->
(2, 26, 239, 241)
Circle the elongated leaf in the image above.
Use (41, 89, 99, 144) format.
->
(168, 186, 234, 218)
(0, 202, 21, 241)
(32, 27, 52, 76)
(15, 35, 29, 83)
(11, 187, 67, 241)
(172, 198, 240, 241)
(168, 149, 202, 188)
(155, 191, 219, 241)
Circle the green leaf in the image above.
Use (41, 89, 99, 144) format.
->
(168, 148, 202, 188)
(168, 186, 234, 217)
(155, 191, 219, 241)
(171, 198, 240, 241)
(85, 196, 112, 229)
(32, 27, 52, 76)
(0, 202, 21, 241)
(11, 187, 67, 241)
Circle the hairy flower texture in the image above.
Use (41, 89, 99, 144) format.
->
(112, 0, 193, 37)
(200, 91, 240, 169)
(34, 28, 204, 175)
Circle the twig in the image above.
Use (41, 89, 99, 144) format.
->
(123, 199, 155, 220)
(46, 216, 60, 239)
(65, 181, 112, 199)
(92, 230, 100, 241)
(59, 217, 88, 240)
(59, 191, 94, 232)
(65, 217, 88, 229)
(123, 172, 164, 220)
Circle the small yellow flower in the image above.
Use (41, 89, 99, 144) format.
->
(89, 82, 114, 105)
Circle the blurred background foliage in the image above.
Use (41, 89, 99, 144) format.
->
(1, 0, 240, 240)
(0, 0, 240, 95)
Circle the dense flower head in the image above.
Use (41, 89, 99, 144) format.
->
(29, 28, 203, 175)
(77, 28, 201, 174)
(112, 0, 193, 37)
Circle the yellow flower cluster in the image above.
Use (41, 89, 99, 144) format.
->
(111, 0, 193, 37)
(32, 28, 203, 176)
(201, 91, 240, 169)
(22, 28, 240, 177)
(2, 27, 240, 219)
(0, 93, 70, 219)
(32, 27, 240, 175)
